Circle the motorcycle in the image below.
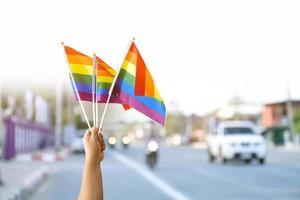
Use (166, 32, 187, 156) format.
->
(108, 136, 117, 149)
(145, 140, 159, 169)
(121, 136, 130, 149)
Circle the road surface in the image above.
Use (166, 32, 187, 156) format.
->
(28, 145, 300, 200)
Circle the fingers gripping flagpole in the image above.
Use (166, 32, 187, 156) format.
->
(98, 38, 134, 133)
(61, 42, 92, 131)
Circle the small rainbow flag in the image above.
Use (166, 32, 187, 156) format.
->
(113, 41, 166, 125)
(63, 45, 121, 103)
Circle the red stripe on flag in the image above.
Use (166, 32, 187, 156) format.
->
(122, 104, 131, 110)
(64, 46, 88, 57)
(134, 42, 146, 96)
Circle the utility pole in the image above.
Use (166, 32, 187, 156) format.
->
(55, 77, 63, 150)
(286, 75, 295, 143)
(66, 89, 73, 124)
(185, 114, 192, 137)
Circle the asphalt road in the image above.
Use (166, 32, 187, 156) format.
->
(28, 145, 300, 200)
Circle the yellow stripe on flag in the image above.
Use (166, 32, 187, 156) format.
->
(122, 60, 136, 76)
(154, 87, 162, 102)
(70, 64, 93, 75)
(97, 76, 114, 83)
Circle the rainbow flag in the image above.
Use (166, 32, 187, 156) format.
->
(113, 42, 166, 125)
(63, 45, 121, 103)
(95, 56, 123, 103)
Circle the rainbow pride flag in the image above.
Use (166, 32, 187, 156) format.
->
(63, 45, 121, 103)
(113, 42, 166, 125)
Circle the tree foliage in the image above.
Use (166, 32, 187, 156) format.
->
(293, 110, 300, 134)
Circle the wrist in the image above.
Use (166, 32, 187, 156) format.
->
(85, 156, 100, 167)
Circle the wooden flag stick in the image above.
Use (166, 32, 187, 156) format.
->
(92, 54, 97, 128)
(61, 42, 92, 131)
(94, 54, 99, 128)
(98, 38, 135, 133)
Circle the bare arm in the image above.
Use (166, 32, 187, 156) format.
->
(78, 127, 105, 200)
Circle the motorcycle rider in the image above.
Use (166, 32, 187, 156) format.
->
(145, 125, 160, 168)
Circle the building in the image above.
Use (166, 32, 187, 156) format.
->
(262, 100, 300, 146)
(262, 100, 300, 128)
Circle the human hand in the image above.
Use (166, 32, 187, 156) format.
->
(82, 127, 105, 165)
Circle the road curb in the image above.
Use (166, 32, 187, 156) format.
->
(16, 148, 70, 162)
(4, 166, 48, 200)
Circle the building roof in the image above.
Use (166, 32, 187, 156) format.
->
(264, 100, 300, 107)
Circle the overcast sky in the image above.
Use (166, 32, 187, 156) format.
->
(1, 0, 300, 115)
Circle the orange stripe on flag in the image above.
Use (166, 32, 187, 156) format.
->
(67, 55, 92, 65)
(126, 51, 138, 65)
(145, 68, 154, 97)
(98, 69, 114, 77)
(96, 57, 116, 76)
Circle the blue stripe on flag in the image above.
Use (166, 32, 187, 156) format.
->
(116, 80, 166, 116)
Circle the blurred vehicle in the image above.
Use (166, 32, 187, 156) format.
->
(70, 131, 84, 153)
(207, 121, 267, 164)
(108, 136, 117, 149)
(121, 136, 130, 149)
(188, 129, 206, 143)
(145, 140, 159, 169)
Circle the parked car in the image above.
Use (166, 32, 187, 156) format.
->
(70, 130, 85, 153)
(207, 121, 267, 164)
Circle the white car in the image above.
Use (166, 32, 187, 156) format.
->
(207, 121, 267, 164)
(70, 130, 85, 153)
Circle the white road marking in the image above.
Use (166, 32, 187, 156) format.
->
(108, 151, 192, 200)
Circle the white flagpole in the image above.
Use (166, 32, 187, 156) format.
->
(98, 38, 134, 133)
(92, 54, 96, 128)
(95, 54, 99, 127)
(61, 42, 92, 131)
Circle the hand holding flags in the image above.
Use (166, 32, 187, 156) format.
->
(62, 39, 166, 130)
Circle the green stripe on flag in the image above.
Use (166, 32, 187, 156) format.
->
(119, 68, 135, 85)
(73, 73, 92, 84)
(73, 73, 113, 89)
(97, 82, 111, 89)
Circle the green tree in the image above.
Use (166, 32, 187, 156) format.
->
(293, 110, 300, 134)
(165, 113, 185, 136)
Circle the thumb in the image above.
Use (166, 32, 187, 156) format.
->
(83, 129, 91, 140)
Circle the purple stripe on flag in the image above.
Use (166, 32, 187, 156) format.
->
(77, 92, 122, 103)
(117, 91, 165, 125)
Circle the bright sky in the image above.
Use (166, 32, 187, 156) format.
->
(1, 0, 300, 115)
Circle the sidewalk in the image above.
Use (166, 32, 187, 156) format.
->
(269, 144, 300, 153)
(0, 160, 48, 200)
(0, 147, 71, 200)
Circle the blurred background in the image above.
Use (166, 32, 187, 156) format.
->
(0, 0, 300, 200)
